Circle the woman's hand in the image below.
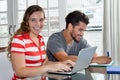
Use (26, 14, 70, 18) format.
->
(45, 60, 75, 72)
(61, 60, 75, 67)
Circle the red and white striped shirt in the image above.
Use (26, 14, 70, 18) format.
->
(11, 33, 46, 80)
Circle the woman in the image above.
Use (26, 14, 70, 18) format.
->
(7, 5, 74, 80)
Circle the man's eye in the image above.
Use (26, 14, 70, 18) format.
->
(79, 29, 83, 31)
(79, 29, 85, 32)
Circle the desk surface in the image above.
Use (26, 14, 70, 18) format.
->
(26, 67, 108, 80)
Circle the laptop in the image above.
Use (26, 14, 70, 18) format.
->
(47, 46, 97, 75)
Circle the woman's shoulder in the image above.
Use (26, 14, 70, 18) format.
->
(13, 33, 27, 40)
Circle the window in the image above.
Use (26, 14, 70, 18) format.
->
(0, 0, 60, 47)
(17, 0, 59, 43)
(66, 0, 103, 55)
(0, 0, 8, 47)
(0, 0, 103, 55)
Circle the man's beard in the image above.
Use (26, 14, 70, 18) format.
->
(71, 35, 79, 43)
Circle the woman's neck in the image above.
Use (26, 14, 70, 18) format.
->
(29, 32, 40, 47)
(29, 32, 38, 39)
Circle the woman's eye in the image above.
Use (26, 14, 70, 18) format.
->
(31, 19, 36, 22)
(39, 18, 44, 22)
(29, 18, 44, 22)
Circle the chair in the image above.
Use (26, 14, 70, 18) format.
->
(0, 52, 13, 79)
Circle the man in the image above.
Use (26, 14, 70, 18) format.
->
(46, 10, 111, 64)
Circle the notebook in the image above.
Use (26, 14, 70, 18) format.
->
(47, 46, 97, 75)
(89, 60, 114, 67)
(107, 66, 120, 74)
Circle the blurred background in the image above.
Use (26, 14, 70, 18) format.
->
(2, 0, 120, 80)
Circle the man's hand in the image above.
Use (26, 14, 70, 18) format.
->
(92, 56, 112, 64)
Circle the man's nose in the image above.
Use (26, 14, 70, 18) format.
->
(80, 31, 84, 36)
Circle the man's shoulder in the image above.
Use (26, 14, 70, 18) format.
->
(50, 31, 62, 38)
(47, 31, 64, 44)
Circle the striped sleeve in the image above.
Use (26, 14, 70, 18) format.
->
(11, 35, 25, 54)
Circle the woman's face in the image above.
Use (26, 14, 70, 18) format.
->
(28, 11, 45, 36)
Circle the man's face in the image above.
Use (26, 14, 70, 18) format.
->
(71, 22, 87, 42)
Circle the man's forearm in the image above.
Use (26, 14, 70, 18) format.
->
(61, 56, 77, 62)
(91, 57, 97, 63)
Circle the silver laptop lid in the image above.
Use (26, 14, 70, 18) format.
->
(72, 46, 97, 73)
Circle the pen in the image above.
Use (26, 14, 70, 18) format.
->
(107, 51, 110, 57)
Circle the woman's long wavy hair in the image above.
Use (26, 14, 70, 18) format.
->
(7, 5, 45, 59)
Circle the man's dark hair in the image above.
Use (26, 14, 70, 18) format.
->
(65, 10, 89, 29)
